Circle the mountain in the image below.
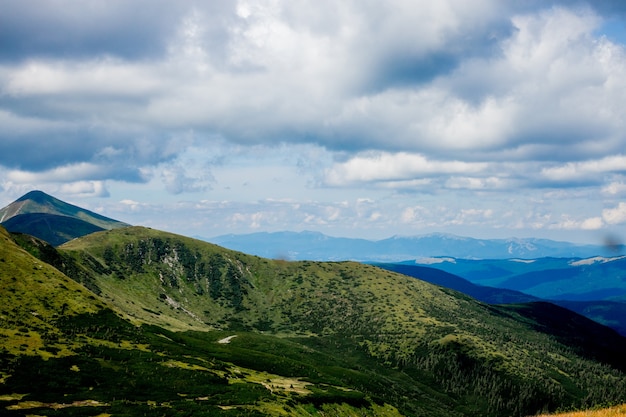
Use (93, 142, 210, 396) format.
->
(375, 263, 542, 304)
(497, 256, 626, 301)
(206, 231, 616, 261)
(42, 226, 626, 416)
(207, 231, 378, 261)
(375, 262, 626, 336)
(0, 225, 405, 416)
(410, 256, 626, 301)
(0, 190, 129, 245)
(3, 198, 626, 416)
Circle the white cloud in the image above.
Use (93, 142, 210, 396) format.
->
(581, 217, 604, 230)
(7, 163, 110, 183)
(550, 216, 604, 230)
(451, 208, 495, 225)
(2, 3, 625, 166)
(603, 202, 626, 225)
(118, 199, 148, 212)
(602, 181, 626, 196)
(160, 164, 212, 195)
(4, 58, 163, 97)
(444, 176, 507, 190)
(540, 155, 626, 182)
(324, 152, 488, 186)
(59, 181, 110, 198)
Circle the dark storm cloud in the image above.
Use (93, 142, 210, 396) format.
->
(0, 132, 98, 171)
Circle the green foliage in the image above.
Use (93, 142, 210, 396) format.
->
(4, 225, 626, 416)
(0, 312, 401, 416)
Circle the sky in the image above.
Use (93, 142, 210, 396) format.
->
(2, 0, 626, 244)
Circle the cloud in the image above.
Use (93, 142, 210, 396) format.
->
(1, 0, 626, 242)
(445, 177, 508, 190)
(324, 152, 488, 186)
(5, 162, 145, 184)
(160, 164, 212, 195)
(0, 1, 238, 62)
(602, 181, 626, 196)
(2, 2, 625, 167)
(3, 58, 164, 97)
(540, 155, 626, 184)
(59, 181, 110, 198)
(603, 202, 626, 224)
(550, 216, 604, 230)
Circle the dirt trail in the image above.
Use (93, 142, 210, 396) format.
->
(217, 335, 237, 344)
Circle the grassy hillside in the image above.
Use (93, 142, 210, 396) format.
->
(1, 226, 410, 416)
(0, 226, 107, 357)
(376, 263, 626, 336)
(52, 226, 626, 416)
(535, 404, 626, 417)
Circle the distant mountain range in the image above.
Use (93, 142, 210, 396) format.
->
(0, 190, 129, 245)
(206, 230, 621, 261)
(408, 256, 626, 301)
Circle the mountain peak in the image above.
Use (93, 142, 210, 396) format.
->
(0, 190, 129, 245)
(16, 189, 53, 203)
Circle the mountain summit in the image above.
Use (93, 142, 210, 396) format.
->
(0, 190, 129, 245)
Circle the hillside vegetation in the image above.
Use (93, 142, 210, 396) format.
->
(1, 226, 407, 416)
(49, 226, 626, 416)
(3, 224, 626, 416)
(376, 262, 626, 336)
(534, 404, 626, 417)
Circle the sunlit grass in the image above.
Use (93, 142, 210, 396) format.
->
(534, 404, 626, 416)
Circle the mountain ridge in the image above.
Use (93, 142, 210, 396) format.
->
(1, 224, 408, 416)
(206, 230, 619, 261)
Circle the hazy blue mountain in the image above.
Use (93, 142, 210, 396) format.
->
(206, 231, 617, 261)
(205, 231, 378, 260)
(375, 263, 541, 304)
(410, 256, 626, 301)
